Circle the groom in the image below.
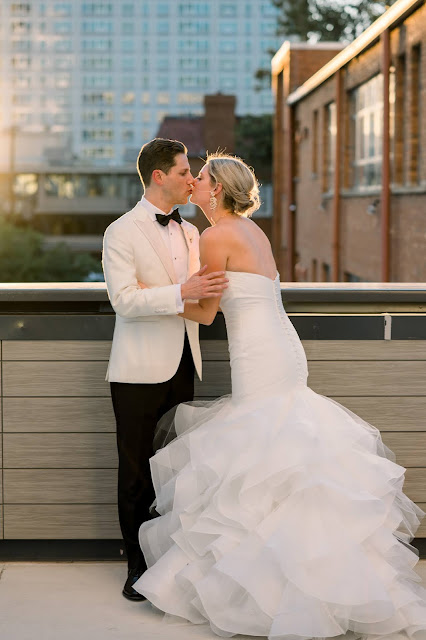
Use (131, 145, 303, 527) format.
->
(102, 138, 227, 601)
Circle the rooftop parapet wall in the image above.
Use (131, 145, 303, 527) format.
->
(0, 283, 425, 545)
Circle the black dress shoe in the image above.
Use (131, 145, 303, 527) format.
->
(122, 567, 146, 601)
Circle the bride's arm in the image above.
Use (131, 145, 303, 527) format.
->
(178, 228, 228, 326)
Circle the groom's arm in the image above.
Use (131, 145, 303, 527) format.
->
(179, 228, 228, 326)
(102, 226, 180, 318)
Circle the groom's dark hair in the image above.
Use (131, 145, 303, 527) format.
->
(137, 138, 187, 187)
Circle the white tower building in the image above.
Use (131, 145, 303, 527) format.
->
(0, 1, 281, 167)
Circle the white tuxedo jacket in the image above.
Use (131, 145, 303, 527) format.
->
(102, 200, 202, 383)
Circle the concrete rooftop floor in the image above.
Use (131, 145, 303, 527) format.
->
(1, 560, 426, 640)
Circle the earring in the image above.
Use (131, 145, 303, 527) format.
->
(209, 190, 217, 211)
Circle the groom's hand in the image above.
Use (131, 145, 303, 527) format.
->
(181, 265, 228, 300)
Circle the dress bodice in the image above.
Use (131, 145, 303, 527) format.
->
(220, 271, 308, 401)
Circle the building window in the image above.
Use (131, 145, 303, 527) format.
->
(11, 3, 31, 14)
(157, 3, 168, 16)
(83, 110, 113, 122)
(12, 39, 32, 52)
(157, 20, 169, 35)
(157, 76, 169, 90)
(12, 55, 31, 69)
(82, 21, 113, 34)
(220, 22, 237, 36)
(82, 39, 112, 52)
(179, 21, 209, 35)
(352, 74, 383, 188)
(82, 3, 113, 17)
(12, 20, 31, 33)
(312, 109, 318, 175)
(177, 92, 202, 105)
(219, 59, 236, 72)
(179, 58, 208, 71)
(83, 57, 112, 71)
(157, 92, 169, 104)
(323, 102, 336, 192)
(178, 4, 209, 17)
(393, 54, 405, 185)
(54, 21, 72, 33)
(409, 44, 421, 185)
(219, 77, 236, 91)
(122, 57, 135, 72)
(220, 4, 237, 17)
(122, 22, 134, 35)
(122, 3, 134, 17)
(157, 39, 169, 53)
(83, 75, 112, 89)
(55, 39, 72, 52)
(83, 92, 114, 105)
(122, 38, 134, 53)
(54, 3, 72, 16)
(178, 39, 209, 53)
(219, 40, 236, 54)
(82, 129, 113, 141)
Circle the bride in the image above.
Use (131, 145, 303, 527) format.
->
(134, 153, 426, 639)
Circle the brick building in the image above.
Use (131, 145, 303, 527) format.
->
(272, 0, 425, 282)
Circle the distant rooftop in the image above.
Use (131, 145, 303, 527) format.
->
(156, 116, 204, 157)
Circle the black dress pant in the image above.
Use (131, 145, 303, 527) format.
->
(110, 333, 195, 571)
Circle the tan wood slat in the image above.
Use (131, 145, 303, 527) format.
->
(2, 341, 112, 361)
(200, 340, 230, 361)
(194, 361, 232, 397)
(0, 505, 3, 539)
(4, 433, 117, 469)
(3, 397, 116, 433)
(381, 433, 426, 468)
(3, 361, 110, 396)
(329, 397, 426, 432)
(4, 504, 121, 539)
(404, 470, 426, 503)
(303, 340, 426, 361)
(413, 504, 426, 537)
(4, 469, 117, 504)
(308, 361, 426, 396)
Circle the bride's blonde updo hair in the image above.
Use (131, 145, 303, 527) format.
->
(205, 153, 261, 217)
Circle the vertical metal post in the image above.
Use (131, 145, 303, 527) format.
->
(286, 104, 295, 281)
(332, 69, 342, 281)
(381, 29, 391, 282)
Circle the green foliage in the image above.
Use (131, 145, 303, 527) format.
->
(272, 0, 398, 42)
(255, 0, 397, 88)
(0, 219, 101, 282)
(235, 115, 273, 181)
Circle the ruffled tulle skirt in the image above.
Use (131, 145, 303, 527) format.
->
(134, 385, 426, 639)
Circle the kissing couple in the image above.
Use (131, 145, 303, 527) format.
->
(102, 138, 426, 639)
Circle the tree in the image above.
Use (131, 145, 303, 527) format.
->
(255, 0, 397, 88)
(272, 0, 397, 42)
(235, 115, 273, 182)
(0, 219, 101, 282)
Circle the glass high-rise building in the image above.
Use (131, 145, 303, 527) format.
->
(1, 1, 280, 166)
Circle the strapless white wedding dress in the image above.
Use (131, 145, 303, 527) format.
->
(134, 271, 426, 639)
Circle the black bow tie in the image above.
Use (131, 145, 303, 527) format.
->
(155, 209, 182, 226)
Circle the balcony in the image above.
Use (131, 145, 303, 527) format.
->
(0, 282, 425, 550)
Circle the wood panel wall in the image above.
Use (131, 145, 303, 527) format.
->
(1, 339, 426, 539)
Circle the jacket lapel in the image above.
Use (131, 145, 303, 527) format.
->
(133, 206, 178, 284)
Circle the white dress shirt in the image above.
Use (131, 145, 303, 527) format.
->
(142, 196, 188, 313)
